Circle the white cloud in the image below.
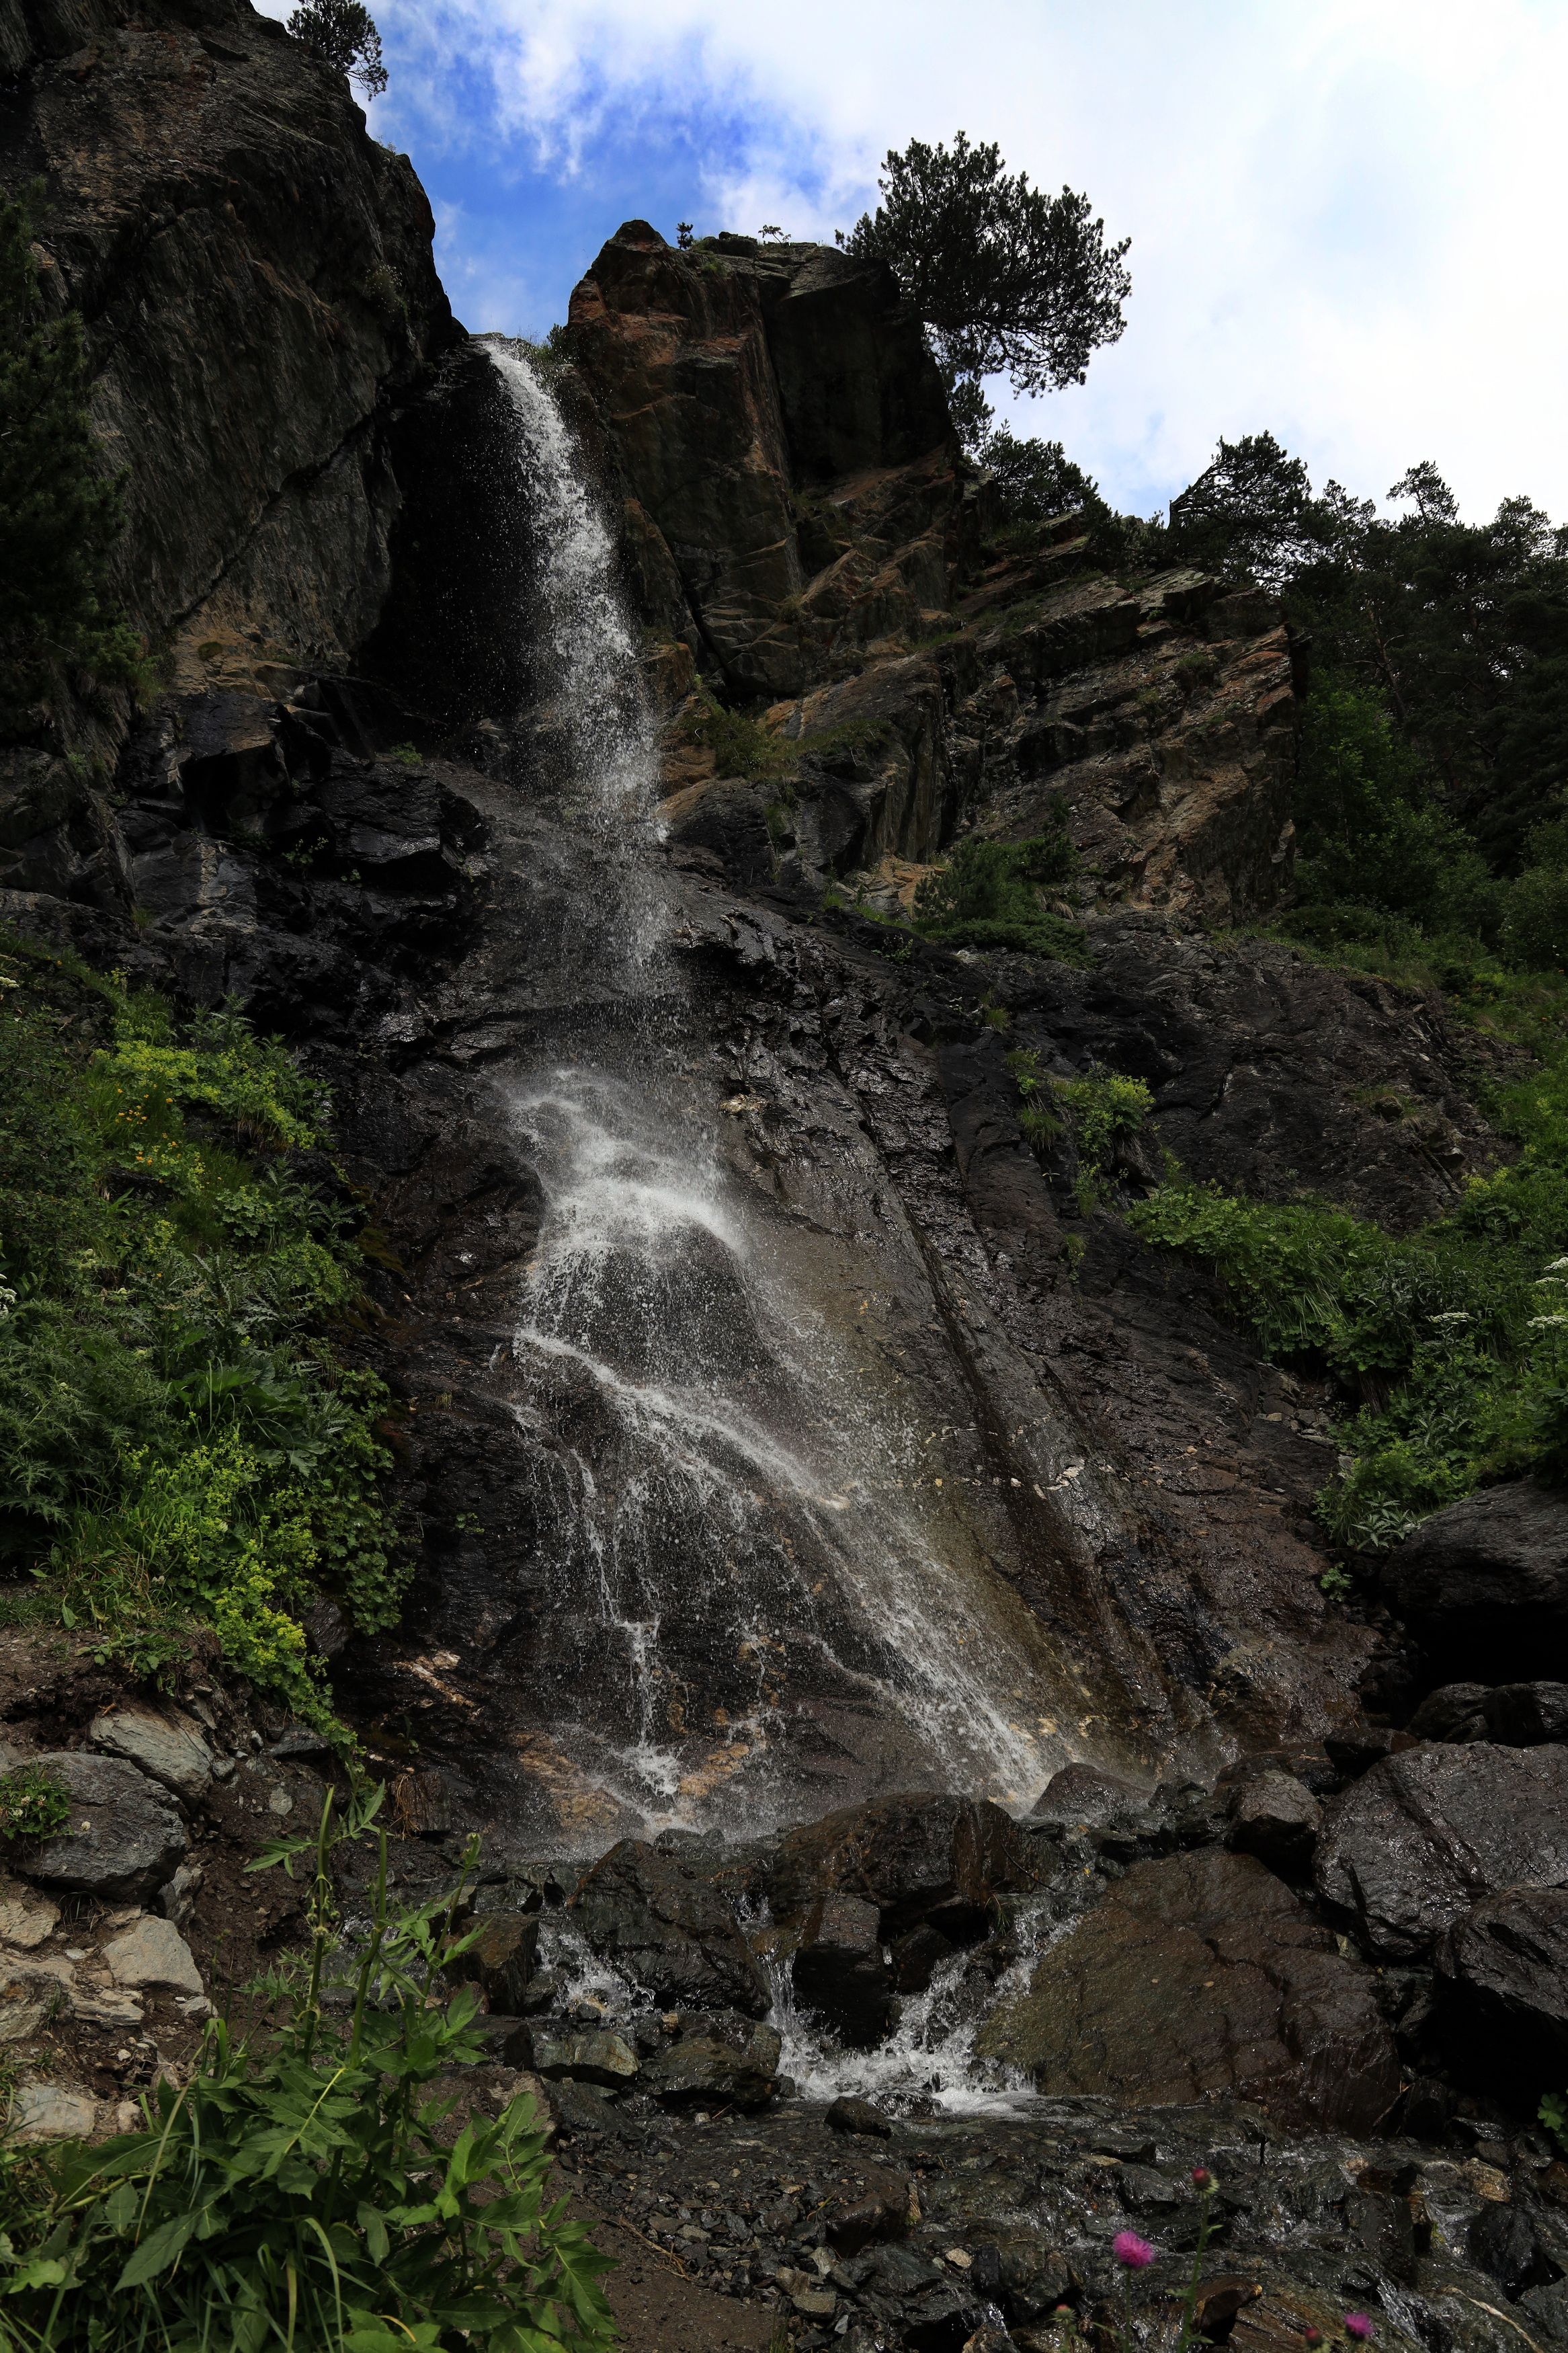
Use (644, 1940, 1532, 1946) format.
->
(356, 0, 1568, 516)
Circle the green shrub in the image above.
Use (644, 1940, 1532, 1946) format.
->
(682, 682, 789, 782)
(1129, 1064, 1568, 1548)
(0, 1761, 70, 1843)
(0, 939, 405, 1738)
(0, 1787, 616, 2351)
(913, 807, 1089, 963)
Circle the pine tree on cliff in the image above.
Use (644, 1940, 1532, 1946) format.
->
(841, 132, 1131, 396)
(287, 0, 388, 97)
(0, 187, 143, 719)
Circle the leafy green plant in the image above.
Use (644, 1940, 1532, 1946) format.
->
(0, 1786, 616, 2350)
(0, 1763, 69, 1843)
(681, 683, 788, 783)
(1053, 1070, 1152, 1176)
(0, 938, 405, 1738)
(1540, 2090, 1568, 2155)
(913, 807, 1088, 963)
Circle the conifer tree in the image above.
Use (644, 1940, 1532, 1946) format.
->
(286, 0, 388, 97)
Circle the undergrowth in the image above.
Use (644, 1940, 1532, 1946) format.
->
(912, 803, 1089, 964)
(1127, 1039, 1568, 1551)
(0, 933, 407, 1738)
(0, 1786, 616, 2351)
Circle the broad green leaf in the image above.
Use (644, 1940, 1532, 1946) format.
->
(356, 2202, 390, 2262)
(114, 2208, 200, 2290)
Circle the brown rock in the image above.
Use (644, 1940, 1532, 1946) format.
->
(975, 1849, 1400, 2133)
(1227, 1769, 1322, 1874)
(769, 1791, 1031, 1937)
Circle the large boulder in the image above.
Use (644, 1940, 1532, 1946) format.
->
(1435, 1886, 1568, 2093)
(1408, 1681, 1568, 1745)
(768, 1792, 1030, 1938)
(792, 1889, 893, 2047)
(1315, 1743, 1568, 1957)
(639, 2011, 781, 2108)
(15, 1754, 186, 1903)
(975, 1849, 1400, 2135)
(570, 1840, 768, 2017)
(1380, 1482, 1568, 1673)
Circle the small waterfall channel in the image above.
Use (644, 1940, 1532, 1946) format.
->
(483, 349, 1092, 1849)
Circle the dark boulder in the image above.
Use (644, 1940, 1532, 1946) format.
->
(1436, 1886, 1568, 2092)
(768, 1792, 1030, 1938)
(1470, 2202, 1562, 2299)
(1407, 1684, 1491, 1741)
(889, 1921, 956, 1994)
(571, 1839, 769, 2016)
(1226, 1769, 1322, 1875)
(1315, 1743, 1568, 1958)
(1407, 1680, 1568, 1746)
(638, 2011, 781, 2108)
(445, 1911, 540, 2013)
(1030, 1762, 1149, 1827)
(1484, 1683, 1568, 1745)
(15, 1753, 186, 1903)
(1380, 1482, 1568, 1674)
(975, 1849, 1401, 2134)
(792, 1889, 893, 2046)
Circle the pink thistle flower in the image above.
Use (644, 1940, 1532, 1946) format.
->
(1344, 2318, 1375, 2341)
(1304, 2331, 1323, 2347)
(1191, 2166, 1213, 2189)
(1113, 2231, 1155, 2270)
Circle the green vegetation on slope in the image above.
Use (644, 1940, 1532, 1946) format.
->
(912, 801, 1089, 964)
(1126, 1039, 1568, 1552)
(0, 934, 405, 1737)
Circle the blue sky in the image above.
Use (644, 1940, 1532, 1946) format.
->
(260, 0, 1568, 524)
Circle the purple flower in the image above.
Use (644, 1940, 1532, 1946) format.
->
(1344, 2317, 1375, 2341)
(1113, 2231, 1155, 2270)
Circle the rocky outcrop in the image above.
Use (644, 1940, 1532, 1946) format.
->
(566, 225, 1301, 919)
(2, 0, 454, 688)
(975, 1848, 1401, 2132)
(567, 223, 951, 698)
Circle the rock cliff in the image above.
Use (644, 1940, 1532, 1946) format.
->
(567, 220, 1296, 920)
(5, 56, 1568, 2350)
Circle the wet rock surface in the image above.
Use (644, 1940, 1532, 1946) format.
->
(1314, 1743, 1568, 1958)
(975, 1850, 1400, 2134)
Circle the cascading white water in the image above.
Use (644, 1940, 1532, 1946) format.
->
(485, 347, 1091, 1843)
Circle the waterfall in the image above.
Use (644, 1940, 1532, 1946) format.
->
(483, 348, 1089, 1846)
